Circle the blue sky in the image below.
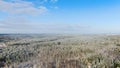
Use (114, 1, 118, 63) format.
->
(0, 0, 120, 34)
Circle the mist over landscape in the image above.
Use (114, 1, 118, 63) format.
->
(0, 0, 120, 68)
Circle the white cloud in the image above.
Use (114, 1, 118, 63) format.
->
(36, 0, 58, 3)
(0, 17, 90, 33)
(50, 0, 58, 3)
(0, 0, 47, 15)
(0, 17, 29, 29)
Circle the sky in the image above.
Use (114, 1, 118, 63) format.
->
(0, 0, 120, 34)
